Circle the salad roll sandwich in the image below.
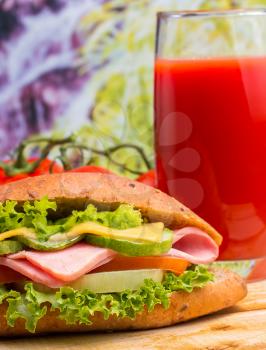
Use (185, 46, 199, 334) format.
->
(0, 173, 247, 335)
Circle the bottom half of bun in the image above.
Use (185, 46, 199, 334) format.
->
(0, 268, 247, 336)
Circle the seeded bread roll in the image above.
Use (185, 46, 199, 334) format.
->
(0, 269, 246, 336)
(0, 173, 222, 245)
(0, 174, 247, 336)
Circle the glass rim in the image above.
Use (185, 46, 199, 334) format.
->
(157, 8, 266, 20)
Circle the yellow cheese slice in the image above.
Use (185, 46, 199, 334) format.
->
(0, 227, 35, 241)
(0, 222, 165, 244)
(50, 222, 165, 243)
(73, 221, 164, 242)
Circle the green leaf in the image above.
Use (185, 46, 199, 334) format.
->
(58, 203, 143, 232)
(98, 204, 143, 229)
(5, 286, 47, 333)
(0, 201, 24, 233)
(0, 199, 142, 241)
(21, 197, 57, 240)
(163, 265, 214, 293)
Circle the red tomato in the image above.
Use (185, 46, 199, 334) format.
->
(28, 158, 63, 176)
(136, 169, 156, 187)
(69, 165, 112, 174)
(0, 158, 64, 185)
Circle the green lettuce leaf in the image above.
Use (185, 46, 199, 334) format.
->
(0, 198, 142, 240)
(0, 201, 24, 233)
(163, 265, 214, 293)
(0, 266, 213, 333)
(62, 204, 143, 231)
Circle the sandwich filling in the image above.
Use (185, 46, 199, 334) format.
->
(0, 198, 218, 333)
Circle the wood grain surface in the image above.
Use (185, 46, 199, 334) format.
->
(0, 281, 265, 350)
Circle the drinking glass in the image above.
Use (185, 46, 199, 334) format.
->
(155, 9, 266, 280)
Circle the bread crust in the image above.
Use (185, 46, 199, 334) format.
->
(0, 173, 222, 245)
(0, 268, 246, 336)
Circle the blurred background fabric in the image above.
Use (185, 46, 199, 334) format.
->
(0, 0, 266, 173)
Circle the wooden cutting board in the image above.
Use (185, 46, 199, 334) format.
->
(0, 281, 265, 350)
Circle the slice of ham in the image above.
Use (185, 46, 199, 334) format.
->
(0, 258, 64, 287)
(9, 243, 116, 282)
(171, 227, 219, 264)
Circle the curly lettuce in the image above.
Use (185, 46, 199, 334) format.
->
(0, 198, 143, 240)
(0, 266, 213, 333)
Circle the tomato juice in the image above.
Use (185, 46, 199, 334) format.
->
(155, 56, 266, 259)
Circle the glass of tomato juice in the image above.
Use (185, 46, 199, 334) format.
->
(154, 10, 266, 280)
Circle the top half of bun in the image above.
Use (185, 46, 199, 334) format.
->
(0, 173, 222, 245)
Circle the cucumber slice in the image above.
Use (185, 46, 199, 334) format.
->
(17, 235, 83, 251)
(85, 229, 173, 256)
(69, 269, 164, 293)
(0, 240, 23, 255)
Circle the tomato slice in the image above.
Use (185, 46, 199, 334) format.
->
(94, 256, 189, 275)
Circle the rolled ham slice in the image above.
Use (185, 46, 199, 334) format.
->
(171, 227, 219, 264)
(9, 243, 117, 282)
(0, 243, 116, 287)
(0, 258, 64, 288)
